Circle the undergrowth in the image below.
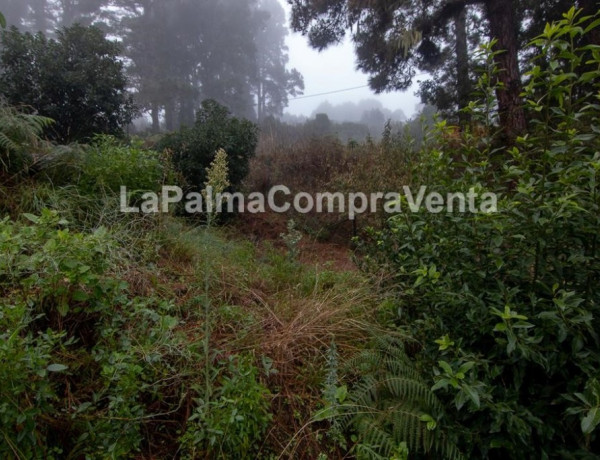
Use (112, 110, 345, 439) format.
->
(344, 8, 600, 459)
(0, 177, 375, 458)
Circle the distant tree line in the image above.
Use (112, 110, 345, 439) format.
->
(260, 104, 436, 147)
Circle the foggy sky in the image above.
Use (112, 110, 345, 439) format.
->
(278, 1, 427, 119)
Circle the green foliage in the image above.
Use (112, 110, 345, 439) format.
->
(0, 209, 123, 457)
(180, 354, 272, 458)
(353, 9, 600, 458)
(280, 219, 303, 261)
(0, 210, 193, 458)
(0, 24, 135, 143)
(0, 209, 117, 318)
(158, 99, 258, 193)
(0, 131, 375, 459)
(0, 99, 54, 173)
(325, 336, 463, 460)
(76, 135, 167, 195)
(34, 135, 173, 214)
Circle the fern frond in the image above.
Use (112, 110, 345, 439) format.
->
(340, 335, 464, 460)
(0, 100, 54, 173)
(0, 131, 19, 153)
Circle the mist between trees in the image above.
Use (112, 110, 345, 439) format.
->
(0, 0, 304, 131)
(3, 0, 596, 143)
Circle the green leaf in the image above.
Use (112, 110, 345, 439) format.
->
(419, 414, 437, 430)
(47, 363, 68, 372)
(431, 378, 448, 392)
(72, 290, 89, 302)
(458, 362, 475, 375)
(313, 406, 337, 421)
(57, 302, 69, 316)
(462, 384, 481, 408)
(438, 360, 453, 375)
(513, 321, 534, 329)
(0, 12, 6, 29)
(435, 334, 454, 351)
(23, 213, 40, 223)
(335, 385, 348, 403)
(584, 18, 600, 34)
(494, 322, 507, 332)
(161, 315, 179, 330)
(507, 336, 517, 355)
(581, 408, 600, 435)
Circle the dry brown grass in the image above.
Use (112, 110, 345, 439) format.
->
(242, 284, 373, 458)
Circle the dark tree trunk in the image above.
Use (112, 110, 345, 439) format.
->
(455, 5, 471, 126)
(164, 100, 175, 132)
(178, 96, 194, 128)
(151, 102, 160, 133)
(484, 0, 527, 141)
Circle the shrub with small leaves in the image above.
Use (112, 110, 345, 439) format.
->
(180, 354, 271, 458)
(351, 8, 600, 458)
(280, 219, 303, 261)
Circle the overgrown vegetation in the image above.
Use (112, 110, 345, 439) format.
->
(0, 99, 54, 174)
(0, 99, 372, 457)
(0, 191, 372, 458)
(0, 5, 599, 460)
(158, 100, 258, 194)
(343, 9, 600, 458)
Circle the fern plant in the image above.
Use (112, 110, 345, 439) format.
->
(0, 100, 54, 173)
(336, 335, 464, 460)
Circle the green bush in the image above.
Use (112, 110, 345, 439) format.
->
(0, 24, 135, 143)
(158, 99, 258, 193)
(0, 210, 196, 458)
(0, 209, 123, 457)
(350, 8, 600, 458)
(39, 135, 170, 197)
(77, 135, 168, 195)
(180, 354, 272, 458)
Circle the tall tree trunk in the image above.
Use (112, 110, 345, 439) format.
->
(32, 0, 48, 33)
(151, 101, 160, 133)
(256, 61, 264, 122)
(178, 95, 194, 128)
(455, 5, 471, 126)
(165, 100, 175, 132)
(257, 81, 264, 122)
(484, 0, 527, 141)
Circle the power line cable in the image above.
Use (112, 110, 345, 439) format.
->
(288, 73, 430, 101)
(288, 85, 369, 101)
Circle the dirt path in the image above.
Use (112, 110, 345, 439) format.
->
(236, 211, 357, 271)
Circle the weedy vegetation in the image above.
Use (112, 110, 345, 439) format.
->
(0, 6, 599, 460)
